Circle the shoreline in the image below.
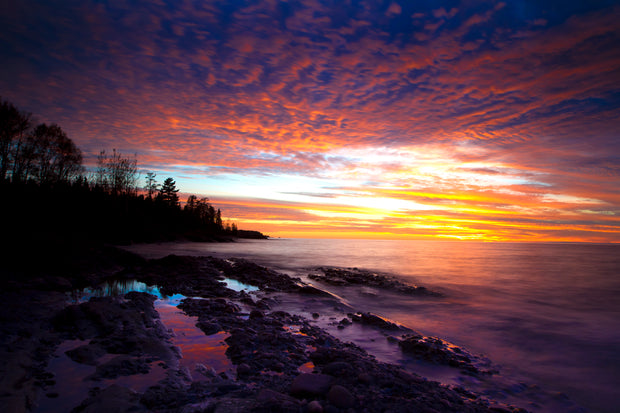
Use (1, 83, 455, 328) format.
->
(2, 245, 537, 412)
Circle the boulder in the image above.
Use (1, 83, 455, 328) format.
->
(327, 385, 356, 409)
(290, 373, 333, 396)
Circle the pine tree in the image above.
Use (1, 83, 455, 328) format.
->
(158, 177, 179, 208)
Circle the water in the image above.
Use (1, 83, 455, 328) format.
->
(126, 239, 620, 413)
(36, 280, 234, 413)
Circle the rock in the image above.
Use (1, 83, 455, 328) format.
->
(352, 312, 404, 331)
(65, 343, 106, 365)
(307, 400, 323, 413)
(290, 373, 333, 396)
(195, 363, 217, 378)
(89, 355, 151, 379)
(237, 363, 251, 377)
(322, 362, 352, 377)
(327, 385, 355, 409)
(357, 372, 373, 384)
(312, 312, 320, 319)
(256, 389, 301, 411)
(257, 389, 298, 403)
(249, 310, 264, 319)
(71, 384, 144, 412)
(196, 321, 222, 335)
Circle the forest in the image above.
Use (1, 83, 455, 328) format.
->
(0, 97, 266, 247)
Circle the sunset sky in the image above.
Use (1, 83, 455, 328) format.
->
(1, 0, 619, 242)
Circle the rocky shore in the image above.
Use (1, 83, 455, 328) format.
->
(0, 245, 527, 412)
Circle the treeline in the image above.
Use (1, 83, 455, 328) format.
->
(0, 98, 266, 244)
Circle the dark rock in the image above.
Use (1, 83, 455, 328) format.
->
(327, 385, 356, 409)
(290, 373, 333, 396)
(89, 355, 151, 379)
(72, 384, 144, 412)
(307, 400, 324, 413)
(398, 334, 489, 374)
(351, 312, 404, 331)
(249, 310, 264, 319)
(65, 343, 106, 365)
(309, 267, 442, 296)
(237, 363, 251, 377)
(322, 362, 353, 377)
(197, 320, 222, 335)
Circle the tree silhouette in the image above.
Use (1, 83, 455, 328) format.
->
(0, 99, 31, 181)
(29, 123, 83, 183)
(145, 172, 158, 199)
(96, 149, 138, 196)
(158, 177, 179, 207)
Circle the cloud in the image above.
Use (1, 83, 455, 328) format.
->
(1, 0, 619, 241)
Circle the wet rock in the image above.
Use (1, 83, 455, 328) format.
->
(322, 361, 353, 377)
(350, 312, 405, 331)
(307, 400, 324, 413)
(327, 385, 356, 409)
(398, 334, 489, 374)
(290, 373, 333, 396)
(309, 267, 442, 296)
(65, 343, 106, 365)
(212, 397, 256, 413)
(89, 355, 151, 379)
(195, 363, 217, 378)
(72, 384, 144, 412)
(257, 388, 299, 406)
(237, 363, 251, 377)
(249, 310, 264, 319)
(196, 320, 222, 335)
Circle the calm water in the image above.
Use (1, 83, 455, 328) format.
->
(126, 239, 620, 412)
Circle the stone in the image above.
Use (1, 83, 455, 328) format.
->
(71, 384, 143, 412)
(322, 361, 352, 377)
(65, 344, 106, 365)
(327, 385, 355, 409)
(195, 363, 217, 378)
(249, 310, 264, 319)
(307, 400, 324, 413)
(237, 363, 251, 377)
(290, 373, 333, 396)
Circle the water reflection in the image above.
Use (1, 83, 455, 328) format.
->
(42, 280, 234, 411)
(221, 277, 259, 292)
(67, 279, 186, 306)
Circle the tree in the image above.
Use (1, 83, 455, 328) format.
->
(145, 172, 158, 199)
(158, 177, 179, 208)
(0, 99, 31, 181)
(215, 208, 222, 229)
(96, 149, 138, 196)
(28, 123, 82, 183)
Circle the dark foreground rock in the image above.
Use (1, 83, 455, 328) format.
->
(1, 247, 526, 413)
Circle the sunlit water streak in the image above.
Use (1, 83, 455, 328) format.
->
(126, 239, 620, 413)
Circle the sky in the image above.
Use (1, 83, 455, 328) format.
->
(1, 0, 619, 242)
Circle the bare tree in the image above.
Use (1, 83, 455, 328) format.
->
(145, 171, 158, 199)
(28, 124, 82, 183)
(96, 149, 138, 196)
(0, 99, 31, 181)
